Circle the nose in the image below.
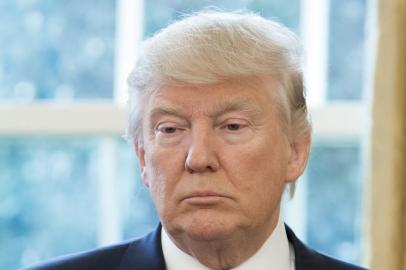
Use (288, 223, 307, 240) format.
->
(185, 127, 220, 173)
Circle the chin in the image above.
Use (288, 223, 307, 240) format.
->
(177, 210, 241, 241)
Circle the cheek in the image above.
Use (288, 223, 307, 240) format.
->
(144, 147, 185, 205)
(232, 161, 285, 222)
(224, 137, 289, 199)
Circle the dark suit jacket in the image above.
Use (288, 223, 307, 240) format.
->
(24, 225, 368, 270)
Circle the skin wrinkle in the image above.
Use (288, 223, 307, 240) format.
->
(140, 76, 291, 143)
(146, 77, 275, 123)
(148, 98, 266, 130)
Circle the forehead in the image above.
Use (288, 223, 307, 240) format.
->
(145, 77, 281, 116)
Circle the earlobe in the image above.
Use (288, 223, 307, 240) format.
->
(134, 141, 149, 187)
(285, 136, 311, 182)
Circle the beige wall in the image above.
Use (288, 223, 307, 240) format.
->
(369, 0, 406, 269)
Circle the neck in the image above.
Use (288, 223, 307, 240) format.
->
(166, 216, 280, 270)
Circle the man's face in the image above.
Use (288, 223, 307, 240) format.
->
(136, 78, 309, 242)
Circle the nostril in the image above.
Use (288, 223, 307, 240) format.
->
(185, 149, 219, 173)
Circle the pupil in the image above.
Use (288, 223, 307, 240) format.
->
(165, 127, 176, 133)
(228, 124, 239, 130)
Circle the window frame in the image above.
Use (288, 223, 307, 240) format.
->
(0, 0, 367, 257)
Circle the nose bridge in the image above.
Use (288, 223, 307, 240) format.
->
(185, 122, 218, 172)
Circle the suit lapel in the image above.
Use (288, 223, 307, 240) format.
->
(285, 225, 325, 270)
(117, 225, 166, 270)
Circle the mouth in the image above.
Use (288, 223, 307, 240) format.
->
(182, 191, 230, 205)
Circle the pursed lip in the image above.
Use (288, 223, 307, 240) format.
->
(182, 191, 231, 204)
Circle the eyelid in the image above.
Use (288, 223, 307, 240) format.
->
(218, 117, 250, 126)
(154, 121, 187, 134)
(218, 119, 251, 133)
(154, 116, 188, 127)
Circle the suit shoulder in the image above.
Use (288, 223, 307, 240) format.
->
(318, 252, 368, 270)
(22, 240, 134, 270)
(285, 224, 369, 270)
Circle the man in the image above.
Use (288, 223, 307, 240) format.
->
(25, 11, 368, 270)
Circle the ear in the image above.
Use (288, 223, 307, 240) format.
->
(285, 135, 311, 182)
(134, 140, 150, 188)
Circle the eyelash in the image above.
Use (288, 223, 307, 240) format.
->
(155, 122, 185, 136)
(221, 120, 250, 133)
(224, 123, 242, 131)
(158, 126, 178, 134)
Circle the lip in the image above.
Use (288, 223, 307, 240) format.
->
(182, 191, 230, 205)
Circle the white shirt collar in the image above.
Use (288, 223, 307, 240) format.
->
(161, 217, 295, 270)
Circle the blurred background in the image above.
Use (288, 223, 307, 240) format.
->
(0, 0, 373, 269)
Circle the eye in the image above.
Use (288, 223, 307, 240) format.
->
(155, 121, 186, 136)
(159, 126, 177, 134)
(225, 123, 242, 131)
(218, 119, 254, 144)
(221, 121, 249, 133)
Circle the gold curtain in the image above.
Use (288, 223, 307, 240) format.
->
(369, 0, 406, 269)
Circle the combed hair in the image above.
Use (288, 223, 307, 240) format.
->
(126, 11, 312, 195)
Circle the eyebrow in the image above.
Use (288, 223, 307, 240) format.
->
(149, 106, 190, 122)
(208, 98, 264, 120)
(148, 98, 265, 123)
